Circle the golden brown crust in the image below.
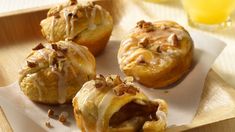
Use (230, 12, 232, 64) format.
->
(19, 41, 96, 104)
(40, 1, 113, 56)
(118, 20, 194, 88)
(72, 75, 168, 132)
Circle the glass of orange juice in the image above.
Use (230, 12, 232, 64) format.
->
(181, 0, 235, 29)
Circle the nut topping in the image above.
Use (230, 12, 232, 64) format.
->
(156, 46, 162, 53)
(51, 44, 58, 50)
(94, 74, 106, 89)
(58, 112, 68, 124)
(95, 79, 106, 89)
(136, 20, 145, 28)
(96, 74, 105, 80)
(136, 55, 146, 64)
(124, 76, 134, 84)
(167, 33, 178, 46)
(143, 22, 155, 32)
(45, 121, 52, 128)
(136, 20, 155, 32)
(69, 0, 77, 5)
(113, 84, 139, 96)
(32, 43, 45, 50)
(27, 61, 37, 68)
(138, 37, 149, 47)
(48, 109, 54, 117)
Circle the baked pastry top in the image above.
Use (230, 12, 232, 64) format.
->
(73, 75, 168, 132)
(118, 20, 194, 88)
(19, 41, 96, 104)
(40, 0, 113, 56)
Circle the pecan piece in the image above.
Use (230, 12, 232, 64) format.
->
(48, 109, 54, 117)
(51, 44, 58, 50)
(32, 43, 44, 50)
(167, 33, 178, 46)
(27, 61, 37, 68)
(156, 46, 162, 53)
(58, 112, 68, 124)
(45, 121, 52, 128)
(136, 20, 146, 28)
(94, 74, 106, 89)
(136, 55, 146, 64)
(113, 84, 139, 96)
(142, 22, 155, 32)
(138, 37, 149, 47)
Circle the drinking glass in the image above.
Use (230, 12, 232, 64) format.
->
(181, 0, 235, 29)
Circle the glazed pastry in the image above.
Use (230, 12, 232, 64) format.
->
(19, 41, 96, 104)
(118, 20, 194, 88)
(40, 0, 113, 56)
(73, 75, 168, 132)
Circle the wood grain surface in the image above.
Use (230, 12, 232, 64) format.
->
(0, 0, 235, 132)
(0, 107, 13, 132)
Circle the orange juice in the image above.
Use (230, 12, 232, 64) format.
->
(181, 0, 235, 24)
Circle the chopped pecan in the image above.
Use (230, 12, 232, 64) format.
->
(69, 0, 77, 5)
(58, 112, 68, 124)
(167, 33, 178, 46)
(113, 84, 139, 96)
(95, 79, 106, 89)
(32, 43, 44, 50)
(27, 61, 37, 68)
(59, 115, 66, 123)
(51, 44, 58, 50)
(96, 74, 105, 80)
(45, 121, 52, 128)
(48, 109, 54, 117)
(95, 74, 106, 89)
(136, 20, 146, 28)
(142, 22, 155, 32)
(136, 55, 146, 64)
(138, 37, 149, 47)
(156, 46, 162, 53)
(124, 76, 134, 84)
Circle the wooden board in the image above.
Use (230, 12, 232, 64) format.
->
(0, 107, 13, 132)
(0, 0, 235, 131)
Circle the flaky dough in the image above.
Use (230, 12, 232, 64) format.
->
(118, 20, 194, 88)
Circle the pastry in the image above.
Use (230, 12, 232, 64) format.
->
(73, 75, 168, 132)
(19, 41, 96, 104)
(118, 20, 194, 88)
(40, 0, 113, 56)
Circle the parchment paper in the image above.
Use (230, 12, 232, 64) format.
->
(0, 30, 225, 131)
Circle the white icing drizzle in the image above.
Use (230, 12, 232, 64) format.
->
(156, 110, 167, 124)
(96, 89, 115, 132)
(50, 16, 56, 41)
(52, 69, 67, 104)
(88, 6, 97, 30)
(118, 24, 189, 68)
(64, 10, 72, 39)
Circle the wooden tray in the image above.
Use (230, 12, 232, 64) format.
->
(0, 0, 235, 131)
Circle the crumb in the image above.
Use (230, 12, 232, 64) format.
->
(45, 121, 52, 128)
(48, 109, 54, 117)
(164, 90, 169, 93)
(58, 112, 69, 124)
